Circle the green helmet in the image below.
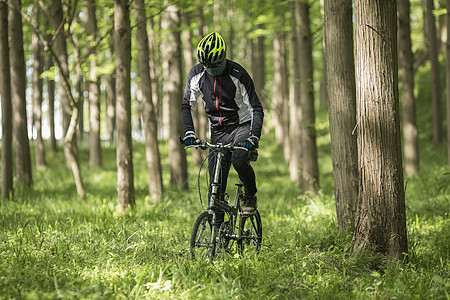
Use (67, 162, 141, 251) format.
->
(196, 32, 227, 68)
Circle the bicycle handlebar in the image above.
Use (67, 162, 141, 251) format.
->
(184, 140, 249, 152)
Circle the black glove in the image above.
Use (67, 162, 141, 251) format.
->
(242, 136, 259, 150)
(183, 133, 198, 146)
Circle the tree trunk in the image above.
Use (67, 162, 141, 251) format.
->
(324, 0, 358, 231)
(1, 1, 13, 199)
(296, 1, 319, 192)
(426, 0, 445, 146)
(50, 0, 72, 170)
(147, 17, 159, 124)
(162, 3, 188, 189)
(447, 0, 450, 165)
(43, 16, 57, 152)
(106, 19, 116, 144)
(115, 0, 135, 211)
(9, 0, 32, 187)
(273, 9, 290, 162)
(32, 5, 46, 169)
(289, 1, 302, 183)
(398, 0, 420, 175)
(183, 11, 201, 166)
(195, 7, 208, 144)
(135, 0, 163, 202)
(84, 0, 102, 167)
(50, 0, 85, 198)
(353, 0, 408, 260)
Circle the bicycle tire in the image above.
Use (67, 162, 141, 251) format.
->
(237, 211, 262, 255)
(190, 211, 216, 259)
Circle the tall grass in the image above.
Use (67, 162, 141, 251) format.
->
(1, 125, 448, 299)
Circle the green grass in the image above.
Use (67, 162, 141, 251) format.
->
(1, 128, 449, 299)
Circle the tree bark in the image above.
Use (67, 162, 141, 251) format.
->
(324, 0, 358, 231)
(84, 0, 102, 167)
(43, 16, 57, 152)
(9, 0, 32, 187)
(135, 0, 163, 202)
(195, 7, 208, 144)
(398, 0, 419, 175)
(296, 1, 319, 192)
(289, 1, 302, 183)
(115, 0, 135, 211)
(50, 0, 85, 198)
(426, 0, 445, 145)
(273, 8, 290, 162)
(32, 5, 46, 169)
(50, 0, 72, 169)
(1, 0, 13, 199)
(353, 0, 408, 260)
(447, 0, 450, 165)
(162, 3, 188, 189)
(182, 11, 204, 166)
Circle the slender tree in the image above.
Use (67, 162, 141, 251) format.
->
(162, 3, 188, 189)
(296, 1, 319, 192)
(425, 0, 445, 146)
(135, 0, 163, 202)
(447, 0, 450, 165)
(398, 0, 419, 175)
(32, 5, 46, 169)
(1, 0, 13, 199)
(50, 0, 85, 197)
(115, 0, 135, 211)
(353, 0, 408, 260)
(84, 0, 102, 167)
(9, 0, 32, 187)
(272, 6, 290, 162)
(43, 16, 57, 152)
(289, 1, 302, 183)
(324, 0, 358, 231)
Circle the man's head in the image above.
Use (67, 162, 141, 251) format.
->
(197, 32, 227, 76)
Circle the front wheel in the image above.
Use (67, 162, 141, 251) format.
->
(190, 211, 216, 259)
(237, 211, 262, 255)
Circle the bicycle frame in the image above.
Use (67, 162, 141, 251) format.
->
(185, 140, 262, 258)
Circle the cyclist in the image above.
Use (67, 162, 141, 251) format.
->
(181, 32, 264, 227)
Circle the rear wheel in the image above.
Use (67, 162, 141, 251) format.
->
(190, 211, 216, 259)
(238, 211, 262, 255)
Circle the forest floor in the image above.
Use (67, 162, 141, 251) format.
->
(0, 123, 449, 299)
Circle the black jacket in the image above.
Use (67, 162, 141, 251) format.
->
(181, 59, 264, 139)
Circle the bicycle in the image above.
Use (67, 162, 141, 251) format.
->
(184, 140, 262, 259)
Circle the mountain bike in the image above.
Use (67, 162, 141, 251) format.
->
(184, 140, 262, 259)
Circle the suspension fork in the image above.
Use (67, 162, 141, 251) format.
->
(208, 150, 224, 250)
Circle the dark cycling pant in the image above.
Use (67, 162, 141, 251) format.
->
(208, 123, 257, 226)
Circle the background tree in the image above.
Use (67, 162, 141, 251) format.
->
(115, 0, 135, 211)
(32, 5, 46, 169)
(43, 16, 57, 152)
(296, 0, 319, 192)
(272, 4, 290, 162)
(9, 0, 32, 187)
(353, 0, 408, 260)
(135, 0, 163, 202)
(1, 0, 13, 199)
(398, 0, 419, 175)
(50, 0, 85, 197)
(425, 0, 445, 146)
(324, 0, 358, 231)
(162, 3, 188, 189)
(447, 0, 450, 165)
(289, 1, 302, 184)
(83, 0, 102, 167)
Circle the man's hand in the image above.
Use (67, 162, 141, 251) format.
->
(242, 136, 259, 150)
(183, 133, 198, 146)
